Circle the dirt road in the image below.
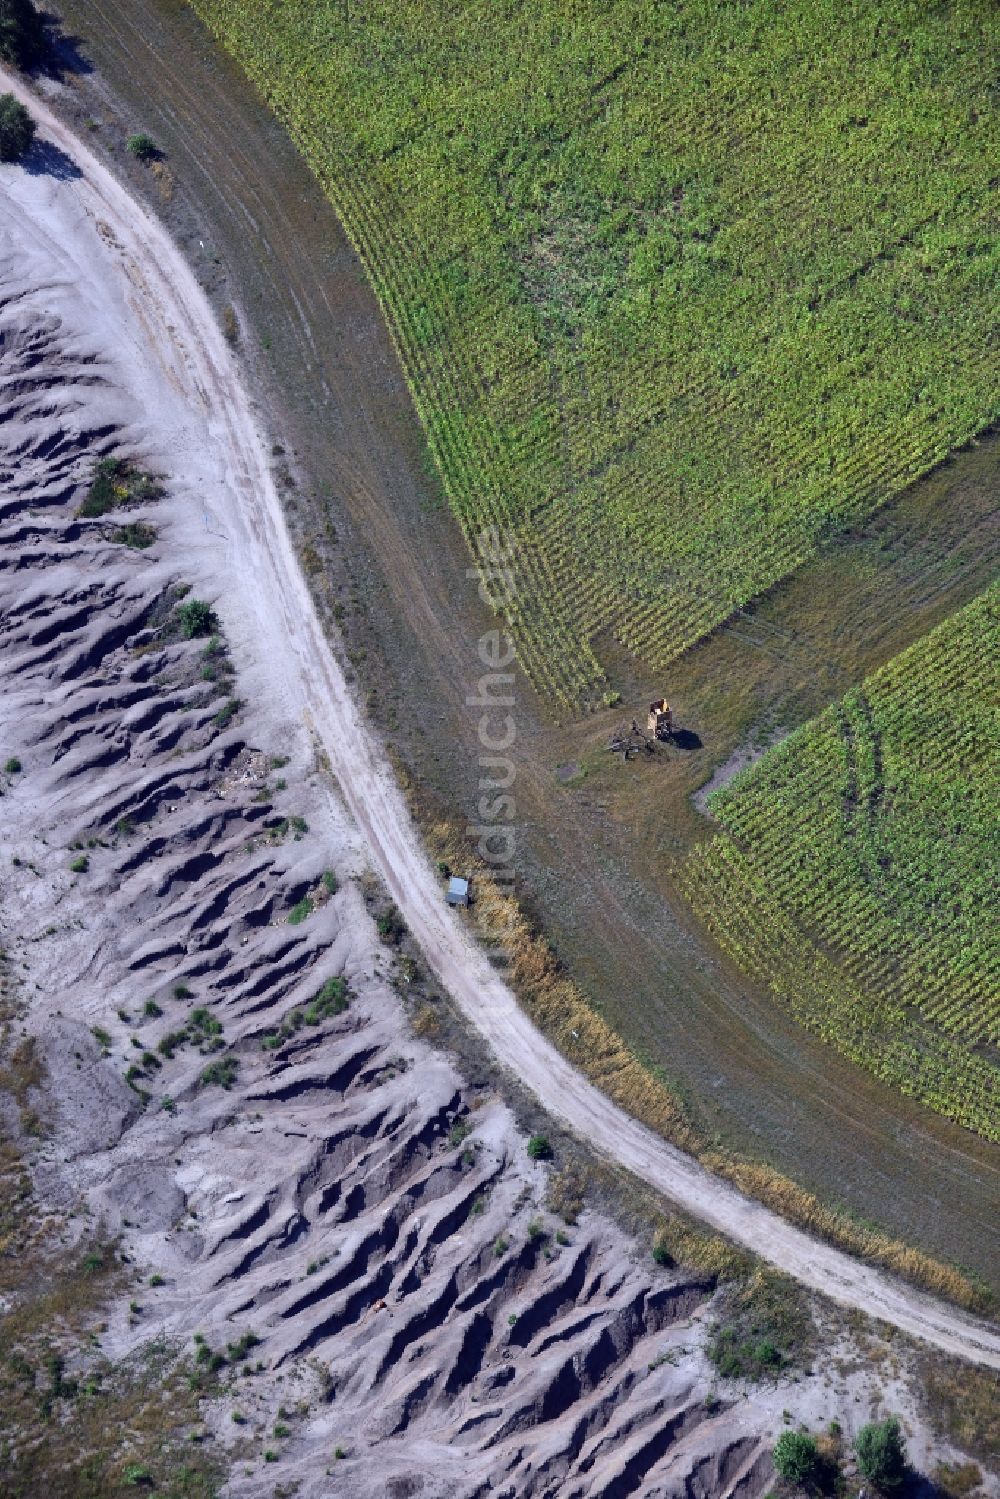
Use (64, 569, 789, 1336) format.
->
(5, 67, 998, 1367)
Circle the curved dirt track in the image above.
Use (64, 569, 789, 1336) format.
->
(5, 68, 998, 1369)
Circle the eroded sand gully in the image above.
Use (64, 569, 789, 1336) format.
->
(0, 76, 996, 1498)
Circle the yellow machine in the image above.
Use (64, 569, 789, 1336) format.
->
(647, 698, 674, 740)
(608, 697, 678, 760)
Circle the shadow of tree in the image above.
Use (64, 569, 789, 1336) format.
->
(21, 139, 82, 181)
(37, 11, 94, 80)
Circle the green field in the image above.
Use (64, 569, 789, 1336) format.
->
(682, 584, 999, 1139)
(193, 0, 999, 712)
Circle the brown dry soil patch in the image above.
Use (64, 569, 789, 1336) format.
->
(45, 0, 1000, 1291)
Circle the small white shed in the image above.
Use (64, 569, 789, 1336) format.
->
(446, 876, 470, 907)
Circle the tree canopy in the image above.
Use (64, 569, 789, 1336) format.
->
(856, 1416, 908, 1490)
(0, 92, 35, 162)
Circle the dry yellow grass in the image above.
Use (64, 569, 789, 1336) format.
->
(428, 823, 992, 1315)
(441, 828, 699, 1156)
(701, 1154, 985, 1310)
(919, 1352, 1000, 1467)
(652, 1219, 749, 1283)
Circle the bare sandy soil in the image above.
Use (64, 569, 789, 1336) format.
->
(692, 732, 789, 815)
(0, 64, 997, 1499)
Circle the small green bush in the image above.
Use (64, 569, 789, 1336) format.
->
(526, 1133, 553, 1161)
(194, 1344, 225, 1375)
(126, 132, 158, 161)
(288, 897, 314, 926)
(226, 1331, 260, 1360)
(376, 905, 405, 943)
(176, 599, 216, 639)
(212, 698, 241, 729)
(189, 1007, 222, 1039)
(78, 456, 161, 518)
(114, 521, 157, 550)
(0, 93, 35, 162)
(78, 459, 120, 518)
(200, 1056, 238, 1090)
(712, 1330, 783, 1379)
(70, 855, 89, 874)
(772, 1430, 819, 1484)
(4, 757, 21, 774)
(304, 976, 349, 1023)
